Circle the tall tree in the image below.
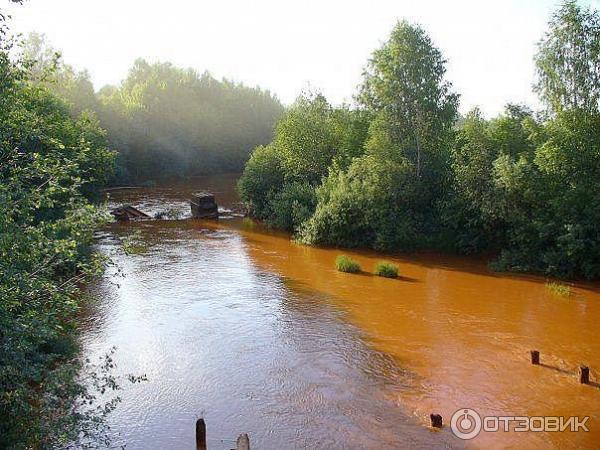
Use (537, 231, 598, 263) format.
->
(535, 0, 600, 113)
(359, 20, 458, 179)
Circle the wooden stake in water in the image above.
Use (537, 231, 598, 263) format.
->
(531, 350, 540, 365)
(430, 413, 443, 428)
(580, 366, 590, 384)
(236, 433, 250, 450)
(196, 418, 207, 450)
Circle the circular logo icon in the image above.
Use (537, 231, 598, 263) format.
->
(451, 408, 482, 440)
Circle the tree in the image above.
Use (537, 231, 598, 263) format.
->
(535, 0, 600, 113)
(96, 59, 284, 181)
(359, 20, 458, 179)
(238, 92, 369, 231)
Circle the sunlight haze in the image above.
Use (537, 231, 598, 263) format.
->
(7, 0, 591, 115)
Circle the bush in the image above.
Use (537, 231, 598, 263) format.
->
(121, 229, 148, 254)
(239, 93, 369, 233)
(237, 144, 285, 219)
(374, 261, 399, 278)
(335, 255, 361, 273)
(299, 155, 420, 251)
(546, 282, 571, 297)
(266, 182, 317, 232)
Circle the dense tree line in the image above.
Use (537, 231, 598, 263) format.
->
(0, 8, 132, 447)
(24, 35, 284, 183)
(240, 1, 600, 280)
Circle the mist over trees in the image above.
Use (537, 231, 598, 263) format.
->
(97, 60, 283, 181)
(239, 1, 600, 280)
(22, 34, 284, 183)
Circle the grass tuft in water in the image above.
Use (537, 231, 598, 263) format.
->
(546, 282, 571, 297)
(122, 230, 148, 255)
(335, 255, 361, 273)
(374, 261, 399, 278)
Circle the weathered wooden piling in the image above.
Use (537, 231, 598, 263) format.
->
(430, 413, 443, 428)
(236, 433, 250, 450)
(580, 366, 590, 384)
(530, 350, 540, 365)
(191, 192, 219, 219)
(196, 418, 207, 450)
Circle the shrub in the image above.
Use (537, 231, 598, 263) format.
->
(121, 229, 148, 255)
(237, 144, 285, 219)
(335, 255, 361, 273)
(374, 261, 399, 278)
(266, 181, 317, 232)
(546, 282, 571, 297)
(299, 155, 419, 251)
(0, 41, 123, 445)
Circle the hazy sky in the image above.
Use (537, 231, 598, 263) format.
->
(5, 0, 600, 115)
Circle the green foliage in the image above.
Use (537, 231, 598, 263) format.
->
(272, 93, 369, 184)
(237, 144, 285, 219)
(299, 20, 459, 253)
(238, 93, 369, 229)
(444, 105, 536, 253)
(496, 110, 600, 279)
(449, 104, 600, 279)
(21, 35, 284, 182)
(535, 0, 600, 113)
(121, 229, 148, 254)
(266, 182, 317, 232)
(275, 93, 342, 184)
(299, 155, 419, 251)
(374, 261, 399, 278)
(360, 20, 458, 182)
(0, 14, 129, 448)
(335, 255, 361, 273)
(546, 282, 572, 297)
(240, 7, 600, 280)
(97, 59, 283, 181)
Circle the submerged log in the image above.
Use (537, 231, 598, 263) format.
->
(191, 192, 219, 219)
(111, 205, 151, 221)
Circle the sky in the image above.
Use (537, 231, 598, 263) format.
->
(4, 0, 600, 116)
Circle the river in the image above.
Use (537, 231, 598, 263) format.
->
(82, 174, 600, 449)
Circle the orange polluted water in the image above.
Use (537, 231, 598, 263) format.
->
(87, 175, 599, 449)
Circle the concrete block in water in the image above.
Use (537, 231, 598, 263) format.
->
(191, 192, 219, 219)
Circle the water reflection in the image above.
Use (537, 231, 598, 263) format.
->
(83, 218, 453, 449)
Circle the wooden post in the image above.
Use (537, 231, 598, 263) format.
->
(236, 433, 250, 450)
(196, 418, 207, 450)
(530, 350, 540, 365)
(580, 366, 590, 384)
(430, 413, 443, 428)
